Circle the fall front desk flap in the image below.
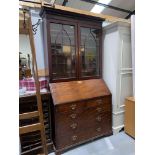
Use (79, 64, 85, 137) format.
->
(49, 79, 111, 105)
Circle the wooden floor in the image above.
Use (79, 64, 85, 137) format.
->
(49, 132, 135, 155)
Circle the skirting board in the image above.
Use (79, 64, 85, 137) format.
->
(112, 125, 124, 134)
(112, 110, 125, 134)
(113, 110, 125, 115)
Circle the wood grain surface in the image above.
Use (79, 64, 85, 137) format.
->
(50, 79, 111, 105)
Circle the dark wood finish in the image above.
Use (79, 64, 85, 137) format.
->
(40, 7, 103, 83)
(19, 93, 53, 155)
(50, 79, 110, 105)
(50, 79, 112, 154)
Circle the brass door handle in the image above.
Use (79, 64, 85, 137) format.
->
(96, 107, 102, 112)
(70, 104, 77, 110)
(96, 127, 101, 132)
(70, 123, 77, 129)
(70, 113, 77, 119)
(96, 116, 102, 122)
(72, 135, 77, 141)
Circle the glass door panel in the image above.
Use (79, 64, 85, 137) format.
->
(80, 27, 100, 77)
(50, 23, 76, 80)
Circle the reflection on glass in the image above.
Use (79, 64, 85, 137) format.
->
(50, 23, 76, 79)
(80, 27, 100, 77)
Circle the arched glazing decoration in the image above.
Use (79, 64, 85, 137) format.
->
(81, 27, 99, 76)
(61, 25, 73, 77)
(55, 25, 72, 47)
(83, 29, 97, 45)
(50, 23, 75, 79)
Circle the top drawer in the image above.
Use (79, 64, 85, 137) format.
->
(55, 101, 85, 114)
(85, 96, 111, 109)
(54, 96, 111, 114)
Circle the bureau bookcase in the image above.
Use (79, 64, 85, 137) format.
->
(40, 6, 112, 155)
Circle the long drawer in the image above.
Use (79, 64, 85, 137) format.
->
(55, 96, 111, 114)
(55, 98, 111, 125)
(55, 108, 112, 131)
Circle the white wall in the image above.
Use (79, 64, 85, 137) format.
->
(19, 34, 32, 70)
(131, 15, 135, 96)
(103, 22, 133, 134)
(19, 8, 45, 71)
(19, 34, 31, 54)
(30, 9, 45, 70)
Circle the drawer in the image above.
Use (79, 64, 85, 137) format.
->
(93, 117, 112, 137)
(54, 96, 111, 114)
(94, 112, 112, 126)
(55, 117, 112, 150)
(92, 124, 112, 138)
(55, 103, 111, 125)
(85, 96, 111, 110)
(55, 125, 97, 149)
(55, 110, 112, 135)
(55, 101, 86, 114)
(55, 111, 95, 135)
(54, 96, 112, 150)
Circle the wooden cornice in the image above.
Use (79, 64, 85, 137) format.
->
(19, 1, 130, 23)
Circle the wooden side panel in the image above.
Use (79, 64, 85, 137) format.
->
(124, 97, 135, 138)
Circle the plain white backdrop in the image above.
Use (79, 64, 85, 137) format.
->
(0, 1, 155, 155)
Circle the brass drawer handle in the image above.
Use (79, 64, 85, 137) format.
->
(72, 135, 77, 141)
(96, 107, 102, 112)
(70, 123, 77, 129)
(70, 114, 77, 119)
(96, 127, 101, 132)
(70, 104, 77, 110)
(96, 116, 102, 122)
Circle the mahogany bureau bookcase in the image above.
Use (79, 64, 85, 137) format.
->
(40, 6, 112, 155)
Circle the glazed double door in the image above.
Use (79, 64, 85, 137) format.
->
(49, 20, 102, 82)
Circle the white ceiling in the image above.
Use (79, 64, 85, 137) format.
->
(44, 0, 135, 18)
